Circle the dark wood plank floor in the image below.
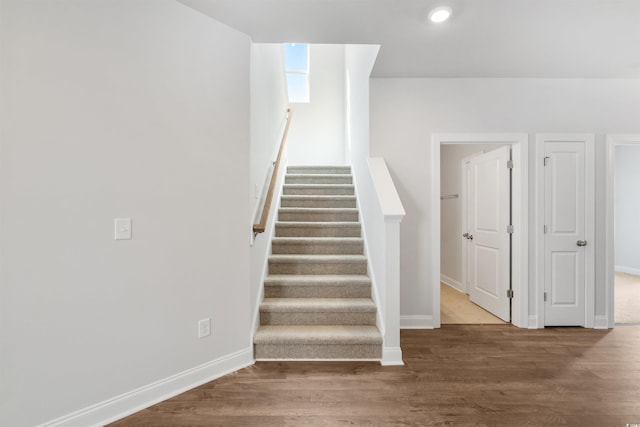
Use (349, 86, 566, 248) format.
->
(109, 325, 640, 427)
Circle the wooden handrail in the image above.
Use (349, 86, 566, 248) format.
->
(253, 108, 293, 234)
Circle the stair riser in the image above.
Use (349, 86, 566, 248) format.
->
(265, 285, 370, 298)
(255, 343, 381, 360)
(283, 186, 354, 196)
(287, 167, 351, 175)
(280, 198, 357, 209)
(285, 176, 353, 185)
(260, 311, 376, 326)
(269, 261, 367, 275)
(275, 225, 361, 238)
(272, 242, 364, 255)
(278, 211, 359, 222)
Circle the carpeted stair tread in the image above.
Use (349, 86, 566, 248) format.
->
(275, 221, 361, 228)
(280, 195, 357, 208)
(265, 274, 371, 285)
(264, 274, 371, 298)
(254, 325, 382, 345)
(271, 237, 364, 255)
(277, 207, 359, 222)
(272, 237, 364, 243)
(275, 221, 362, 238)
(278, 207, 359, 215)
(287, 166, 352, 174)
(285, 174, 353, 184)
(260, 298, 376, 312)
(269, 254, 367, 263)
(283, 184, 355, 196)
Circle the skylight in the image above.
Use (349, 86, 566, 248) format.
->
(283, 43, 310, 103)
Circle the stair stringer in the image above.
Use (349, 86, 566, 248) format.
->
(350, 165, 386, 347)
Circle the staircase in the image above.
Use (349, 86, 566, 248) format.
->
(254, 166, 382, 361)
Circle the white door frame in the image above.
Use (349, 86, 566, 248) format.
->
(431, 133, 529, 328)
(605, 134, 640, 328)
(535, 133, 595, 328)
(459, 153, 476, 295)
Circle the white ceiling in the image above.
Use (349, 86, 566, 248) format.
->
(179, 0, 640, 78)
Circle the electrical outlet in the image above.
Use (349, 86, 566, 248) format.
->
(198, 318, 211, 339)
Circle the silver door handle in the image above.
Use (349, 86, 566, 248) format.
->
(577, 240, 587, 247)
(463, 233, 469, 238)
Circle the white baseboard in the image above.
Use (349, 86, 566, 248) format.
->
(528, 315, 540, 329)
(594, 315, 610, 330)
(615, 265, 640, 276)
(39, 348, 254, 427)
(440, 274, 464, 293)
(400, 315, 434, 329)
(381, 347, 404, 366)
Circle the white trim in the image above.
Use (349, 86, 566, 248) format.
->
(605, 134, 640, 329)
(615, 265, 640, 276)
(440, 274, 463, 293)
(459, 154, 475, 295)
(381, 347, 405, 366)
(431, 133, 529, 329)
(528, 315, 539, 329)
(38, 348, 254, 427)
(594, 315, 609, 330)
(535, 133, 595, 328)
(400, 315, 434, 329)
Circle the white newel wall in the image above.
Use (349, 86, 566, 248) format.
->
(346, 45, 405, 365)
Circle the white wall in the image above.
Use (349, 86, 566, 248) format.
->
(615, 145, 640, 275)
(440, 144, 505, 290)
(249, 43, 289, 330)
(370, 78, 640, 325)
(345, 44, 382, 314)
(0, 1, 252, 426)
(287, 44, 346, 165)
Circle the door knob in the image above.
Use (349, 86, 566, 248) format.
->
(463, 233, 469, 238)
(577, 240, 587, 247)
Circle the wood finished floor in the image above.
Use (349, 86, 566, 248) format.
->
(109, 325, 640, 427)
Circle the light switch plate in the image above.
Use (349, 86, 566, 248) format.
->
(198, 318, 211, 338)
(114, 218, 132, 240)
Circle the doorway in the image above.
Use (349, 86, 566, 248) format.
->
(440, 144, 509, 324)
(606, 135, 640, 326)
(431, 133, 529, 329)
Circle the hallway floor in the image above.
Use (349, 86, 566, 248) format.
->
(440, 283, 505, 324)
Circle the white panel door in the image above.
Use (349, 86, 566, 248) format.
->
(544, 143, 587, 326)
(468, 146, 511, 321)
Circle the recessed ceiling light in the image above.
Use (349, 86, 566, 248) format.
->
(428, 6, 452, 23)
